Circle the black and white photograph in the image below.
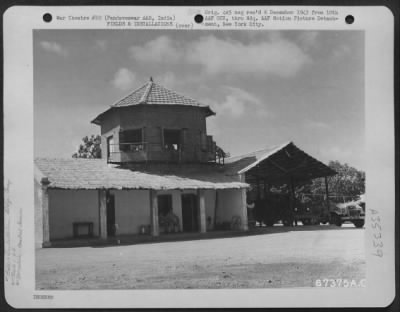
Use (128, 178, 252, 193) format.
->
(3, 6, 395, 308)
(33, 28, 367, 290)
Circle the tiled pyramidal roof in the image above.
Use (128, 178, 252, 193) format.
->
(113, 77, 204, 108)
(92, 78, 215, 124)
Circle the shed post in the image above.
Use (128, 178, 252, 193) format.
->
(289, 177, 296, 201)
(198, 189, 207, 233)
(150, 189, 159, 236)
(289, 177, 296, 225)
(263, 179, 270, 200)
(241, 188, 249, 231)
(324, 176, 330, 214)
(41, 178, 51, 247)
(99, 189, 108, 239)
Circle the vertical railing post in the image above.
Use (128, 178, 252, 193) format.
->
(324, 176, 330, 215)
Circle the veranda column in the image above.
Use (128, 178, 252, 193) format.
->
(99, 189, 108, 239)
(198, 189, 206, 233)
(150, 189, 159, 236)
(241, 188, 249, 231)
(41, 178, 51, 247)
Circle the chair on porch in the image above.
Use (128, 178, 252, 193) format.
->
(159, 211, 180, 233)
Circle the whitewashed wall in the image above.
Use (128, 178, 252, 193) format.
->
(216, 189, 245, 224)
(45, 187, 244, 241)
(34, 180, 43, 248)
(111, 190, 150, 235)
(48, 190, 99, 240)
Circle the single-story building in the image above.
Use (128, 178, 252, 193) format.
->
(34, 158, 249, 248)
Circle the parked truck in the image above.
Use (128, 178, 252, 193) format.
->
(253, 192, 364, 228)
(329, 194, 365, 228)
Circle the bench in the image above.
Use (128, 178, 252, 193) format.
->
(73, 222, 94, 238)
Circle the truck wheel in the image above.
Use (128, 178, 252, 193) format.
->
(353, 220, 365, 228)
(332, 214, 342, 227)
(266, 220, 275, 227)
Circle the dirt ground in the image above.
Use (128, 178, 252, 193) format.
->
(36, 224, 365, 289)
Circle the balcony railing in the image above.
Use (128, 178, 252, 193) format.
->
(118, 142, 146, 152)
(107, 141, 224, 164)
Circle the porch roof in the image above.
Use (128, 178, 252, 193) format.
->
(34, 158, 248, 190)
(224, 141, 336, 184)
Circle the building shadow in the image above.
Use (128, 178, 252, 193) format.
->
(46, 224, 362, 249)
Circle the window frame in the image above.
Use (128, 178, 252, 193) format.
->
(119, 128, 144, 152)
(162, 128, 182, 151)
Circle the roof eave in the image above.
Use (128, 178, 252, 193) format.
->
(237, 141, 292, 174)
(206, 106, 216, 117)
(91, 107, 115, 125)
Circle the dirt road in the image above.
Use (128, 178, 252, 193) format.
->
(36, 225, 365, 289)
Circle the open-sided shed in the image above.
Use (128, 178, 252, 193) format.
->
(224, 141, 337, 223)
(225, 141, 336, 184)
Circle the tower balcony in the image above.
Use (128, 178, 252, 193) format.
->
(107, 141, 223, 164)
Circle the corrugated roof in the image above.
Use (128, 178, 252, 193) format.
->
(92, 78, 215, 124)
(224, 141, 336, 182)
(34, 158, 248, 190)
(224, 142, 290, 173)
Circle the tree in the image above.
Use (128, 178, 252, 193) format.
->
(267, 161, 365, 203)
(310, 160, 365, 198)
(72, 135, 101, 159)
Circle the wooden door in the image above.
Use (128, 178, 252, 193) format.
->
(181, 194, 198, 232)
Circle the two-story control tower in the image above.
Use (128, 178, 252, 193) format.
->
(92, 78, 218, 164)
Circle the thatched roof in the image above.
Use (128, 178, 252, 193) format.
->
(224, 141, 336, 183)
(34, 158, 248, 190)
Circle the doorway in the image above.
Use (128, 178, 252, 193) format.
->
(106, 192, 116, 236)
(158, 194, 173, 217)
(181, 194, 199, 232)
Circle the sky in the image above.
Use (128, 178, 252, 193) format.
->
(34, 29, 365, 170)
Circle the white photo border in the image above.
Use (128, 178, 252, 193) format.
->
(3, 5, 395, 308)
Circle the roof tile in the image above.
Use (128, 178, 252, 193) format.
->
(113, 80, 203, 108)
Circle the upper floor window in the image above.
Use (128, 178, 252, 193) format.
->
(163, 129, 181, 151)
(119, 128, 143, 152)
